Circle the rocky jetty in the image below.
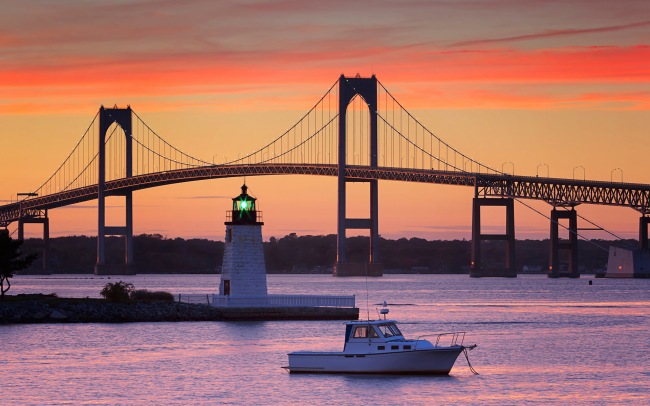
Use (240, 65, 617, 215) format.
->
(0, 296, 223, 324)
(0, 295, 359, 324)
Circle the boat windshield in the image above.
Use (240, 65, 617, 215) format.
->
(377, 323, 402, 338)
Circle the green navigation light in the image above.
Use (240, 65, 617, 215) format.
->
(240, 200, 248, 210)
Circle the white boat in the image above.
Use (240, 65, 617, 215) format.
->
(283, 306, 476, 375)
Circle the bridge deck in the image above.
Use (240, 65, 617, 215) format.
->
(2, 163, 649, 226)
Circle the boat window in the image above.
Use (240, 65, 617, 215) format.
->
(378, 346, 385, 350)
(352, 326, 379, 338)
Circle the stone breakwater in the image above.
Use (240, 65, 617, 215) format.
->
(0, 298, 223, 324)
(0, 298, 359, 324)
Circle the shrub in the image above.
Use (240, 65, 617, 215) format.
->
(130, 289, 174, 302)
(100, 281, 134, 303)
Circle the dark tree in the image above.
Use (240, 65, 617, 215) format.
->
(100, 281, 135, 303)
(0, 229, 37, 297)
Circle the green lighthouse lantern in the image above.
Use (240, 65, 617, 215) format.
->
(227, 184, 263, 225)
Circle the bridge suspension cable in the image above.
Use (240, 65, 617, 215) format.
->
(574, 210, 636, 249)
(374, 78, 500, 174)
(225, 78, 341, 167)
(29, 112, 101, 197)
(130, 111, 213, 174)
(349, 78, 632, 248)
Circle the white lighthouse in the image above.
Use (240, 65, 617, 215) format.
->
(218, 184, 268, 297)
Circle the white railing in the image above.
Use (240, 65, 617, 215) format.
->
(176, 294, 355, 308)
(415, 332, 467, 349)
(267, 294, 355, 307)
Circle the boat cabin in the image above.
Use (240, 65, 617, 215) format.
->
(344, 320, 406, 351)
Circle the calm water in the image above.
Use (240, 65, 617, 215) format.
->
(4, 274, 650, 405)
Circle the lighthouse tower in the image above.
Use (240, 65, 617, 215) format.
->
(218, 184, 268, 297)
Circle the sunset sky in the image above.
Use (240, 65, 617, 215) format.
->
(1, 0, 649, 242)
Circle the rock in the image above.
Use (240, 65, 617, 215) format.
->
(33, 310, 49, 320)
(49, 309, 68, 320)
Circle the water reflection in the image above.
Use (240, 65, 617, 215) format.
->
(3, 275, 649, 404)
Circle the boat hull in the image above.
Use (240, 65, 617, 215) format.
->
(286, 347, 465, 374)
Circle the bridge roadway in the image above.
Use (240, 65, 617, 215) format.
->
(2, 163, 650, 226)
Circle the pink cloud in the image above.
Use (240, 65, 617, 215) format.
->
(1, 35, 649, 114)
(451, 20, 650, 47)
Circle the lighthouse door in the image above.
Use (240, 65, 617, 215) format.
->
(223, 280, 231, 296)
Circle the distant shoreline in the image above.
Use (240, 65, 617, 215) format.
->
(20, 234, 619, 275)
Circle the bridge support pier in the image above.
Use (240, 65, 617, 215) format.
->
(470, 197, 516, 277)
(334, 74, 382, 277)
(548, 208, 579, 278)
(95, 106, 136, 275)
(640, 215, 649, 250)
(18, 210, 50, 274)
(334, 178, 381, 277)
(94, 192, 135, 275)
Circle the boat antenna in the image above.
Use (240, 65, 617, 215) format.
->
(364, 263, 370, 321)
(364, 263, 372, 346)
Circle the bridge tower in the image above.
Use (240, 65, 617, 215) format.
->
(94, 106, 135, 275)
(548, 207, 579, 278)
(334, 74, 382, 277)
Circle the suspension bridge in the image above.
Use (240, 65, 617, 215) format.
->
(1, 75, 649, 277)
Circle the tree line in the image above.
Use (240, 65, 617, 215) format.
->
(19, 233, 630, 274)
